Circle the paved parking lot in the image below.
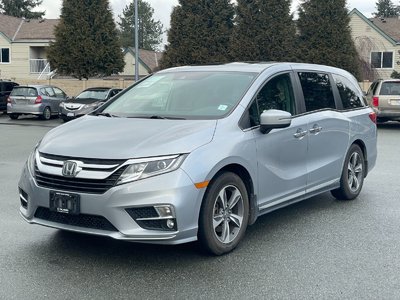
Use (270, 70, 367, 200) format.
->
(0, 111, 62, 128)
(1, 113, 400, 299)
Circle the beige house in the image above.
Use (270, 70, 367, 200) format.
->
(350, 8, 400, 80)
(0, 14, 162, 81)
(120, 47, 163, 77)
(0, 14, 58, 80)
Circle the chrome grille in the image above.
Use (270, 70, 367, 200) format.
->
(34, 152, 127, 194)
(40, 152, 125, 166)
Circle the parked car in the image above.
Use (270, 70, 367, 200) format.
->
(7, 85, 67, 120)
(366, 79, 400, 122)
(59, 87, 122, 122)
(0, 80, 19, 112)
(18, 63, 377, 255)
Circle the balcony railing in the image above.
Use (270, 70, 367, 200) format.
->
(30, 59, 51, 74)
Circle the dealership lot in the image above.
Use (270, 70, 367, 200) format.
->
(1, 112, 400, 299)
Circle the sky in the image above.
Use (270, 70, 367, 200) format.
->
(38, 0, 376, 26)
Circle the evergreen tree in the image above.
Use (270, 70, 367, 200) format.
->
(161, 0, 234, 68)
(117, 0, 164, 51)
(0, 0, 45, 19)
(230, 0, 297, 62)
(374, 0, 399, 17)
(297, 0, 361, 79)
(47, 0, 124, 80)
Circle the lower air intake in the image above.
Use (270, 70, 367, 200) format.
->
(34, 207, 118, 232)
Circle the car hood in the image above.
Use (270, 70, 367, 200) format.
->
(39, 115, 217, 159)
(64, 98, 103, 104)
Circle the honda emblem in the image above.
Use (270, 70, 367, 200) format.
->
(62, 160, 83, 177)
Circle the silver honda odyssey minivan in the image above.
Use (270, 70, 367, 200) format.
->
(18, 63, 377, 255)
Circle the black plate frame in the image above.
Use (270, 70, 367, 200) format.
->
(49, 191, 80, 215)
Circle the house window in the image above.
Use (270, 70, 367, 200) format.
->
(371, 51, 393, 68)
(0, 48, 10, 63)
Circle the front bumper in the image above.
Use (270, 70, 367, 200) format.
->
(59, 106, 96, 120)
(18, 164, 203, 244)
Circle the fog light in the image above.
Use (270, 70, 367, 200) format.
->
(166, 219, 175, 229)
(155, 205, 175, 218)
(19, 187, 28, 209)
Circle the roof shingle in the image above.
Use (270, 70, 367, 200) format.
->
(127, 47, 163, 72)
(0, 14, 23, 40)
(369, 17, 400, 43)
(0, 13, 57, 41)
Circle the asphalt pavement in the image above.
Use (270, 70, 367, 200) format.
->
(1, 113, 400, 299)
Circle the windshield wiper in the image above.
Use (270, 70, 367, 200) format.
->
(96, 112, 119, 118)
(149, 115, 186, 120)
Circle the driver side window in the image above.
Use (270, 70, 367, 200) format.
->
(247, 73, 296, 127)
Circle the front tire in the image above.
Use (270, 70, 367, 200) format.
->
(198, 172, 249, 255)
(331, 144, 365, 200)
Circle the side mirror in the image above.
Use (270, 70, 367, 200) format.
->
(260, 109, 292, 134)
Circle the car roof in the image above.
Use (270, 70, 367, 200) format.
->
(83, 87, 114, 91)
(158, 62, 278, 74)
(380, 79, 400, 82)
(157, 62, 354, 77)
(14, 85, 54, 88)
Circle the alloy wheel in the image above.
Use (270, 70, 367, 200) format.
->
(44, 107, 51, 120)
(212, 185, 244, 244)
(347, 152, 363, 193)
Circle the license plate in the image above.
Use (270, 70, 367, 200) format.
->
(67, 112, 74, 117)
(49, 191, 80, 214)
(392, 100, 400, 105)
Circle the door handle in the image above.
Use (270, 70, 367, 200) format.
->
(309, 124, 322, 134)
(293, 128, 308, 139)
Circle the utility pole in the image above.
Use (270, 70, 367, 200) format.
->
(134, 0, 139, 82)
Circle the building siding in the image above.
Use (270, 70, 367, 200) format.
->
(121, 52, 150, 76)
(0, 38, 51, 80)
(350, 13, 399, 79)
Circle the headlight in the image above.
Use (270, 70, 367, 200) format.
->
(59, 102, 65, 108)
(116, 155, 187, 185)
(27, 141, 41, 176)
(27, 149, 37, 176)
(83, 102, 100, 109)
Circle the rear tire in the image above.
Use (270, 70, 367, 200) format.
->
(331, 144, 365, 200)
(40, 107, 51, 120)
(9, 113, 19, 120)
(198, 172, 249, 255)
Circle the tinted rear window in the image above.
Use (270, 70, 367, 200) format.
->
(298, 72, 336, 112)
(379, 82, 400, 95)
(10, 87, 38, 97)
(332, 74, 364, 109)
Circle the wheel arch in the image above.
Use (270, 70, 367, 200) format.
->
(351, 139, 368, 177)
(207, 163, 258, 226)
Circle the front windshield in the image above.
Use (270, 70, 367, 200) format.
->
(77, 90, 109, 100)
(102, 71, 257, 119)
